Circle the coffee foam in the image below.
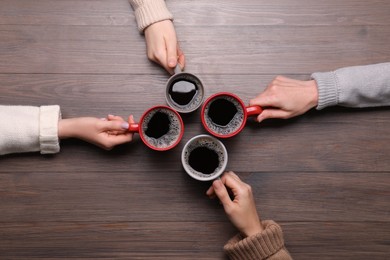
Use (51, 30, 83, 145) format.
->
(204, 96, 244, 135)
(168, 73, 203, 111)
(141, 108, 181, 148)
(183, 137, 226, 178)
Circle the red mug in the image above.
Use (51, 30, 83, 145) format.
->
(128, 105, 184, 151)
(201, 92, 262, 138)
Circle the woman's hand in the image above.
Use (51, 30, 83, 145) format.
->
(250, 76, 318, 122)
(206, 171, 263, 237)
(58, 115, 135, 150)
(144, 20, 185, 75)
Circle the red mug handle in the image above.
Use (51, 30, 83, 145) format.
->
(128, 123, 139, 133)
(246, 105, 262, 116)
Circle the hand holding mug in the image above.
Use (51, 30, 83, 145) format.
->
(250, 76, 318, 122)
(144, 20, 185, 75)
(206, 171, 263, 237)
(58, 115, 134, 150)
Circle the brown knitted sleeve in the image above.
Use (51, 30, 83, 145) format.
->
(224, 220, 292, 260)
(129, 0, 173, 32)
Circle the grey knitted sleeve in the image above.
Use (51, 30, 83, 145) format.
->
(311, 62, 390, 110)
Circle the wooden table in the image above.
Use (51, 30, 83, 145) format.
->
(1, 0, 389, 259)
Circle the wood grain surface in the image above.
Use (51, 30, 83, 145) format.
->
(0, 0, 389, 259)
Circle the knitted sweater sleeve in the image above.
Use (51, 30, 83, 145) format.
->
(311, 62, 390, 110)
(0, 105, 61, 155)
(129, 0, 173, 32)
(224, 220, 292, 260)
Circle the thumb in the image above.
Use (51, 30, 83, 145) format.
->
(166, 40, 178, 69)
(256, 108, 290, 122)
(103, 120, 129, 131)
(128, 115, 135, 124)
(213, 179, 233, 210)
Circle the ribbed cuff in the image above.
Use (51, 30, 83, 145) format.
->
(39, 105, 61, 154)
(224, 220, 286, 260)
(311, 71, 339, 110)
(130, 0, 173, 32)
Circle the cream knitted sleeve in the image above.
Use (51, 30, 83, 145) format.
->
(129, 0, 173, 32)
(224, 220, 292, 260)
(0, 105, 61, 155)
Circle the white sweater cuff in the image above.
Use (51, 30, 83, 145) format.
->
(39, 105, 61, 154)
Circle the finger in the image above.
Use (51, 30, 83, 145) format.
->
(225, 170, 237, 177)
(102, 120, 129, 131)
(178, 54, 185, 71)
(152, 49, 171, 74)
(177, 44, 185, 70)
(206, 185, 216, 198)
(128, 115, 135, 124)
(166, 39, 178, 69)
(207, 172, 240, 199)
(249, 93, 279, 108)
(219, 173, 245, 197)
(224, 171, 241, 182)
(212, 179, 234, 209)
(107, 114, 124, 121)
(256, 108, 292, 122)
(107, 132, 134, 145)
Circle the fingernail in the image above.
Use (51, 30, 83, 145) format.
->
(121, 122, 129, 129)
(100, 118, 107, 121)
(168, 58, 176, 67)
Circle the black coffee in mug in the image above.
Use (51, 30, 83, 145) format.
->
(188, 146, 219, 175)
(181, 135, 228, 181)
(207, 98, 238, 126)
(168, 79, 198, 106)
(145, 111, 170, 139)
(203, 96, 244, 136)
(141, 108, 182, 149)
(201, 92, 263, 138)
(166, 71, 204, 113)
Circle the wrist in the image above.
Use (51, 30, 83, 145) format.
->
(243, 220, 264, 237)
(58, 118, 78, 139)
(307, 80, 319, 108)
(133, 0, 173, 32)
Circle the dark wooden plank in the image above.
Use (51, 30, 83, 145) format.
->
(0, 171, 388, 222)
(0, 0, 133, 26)
(283, 222, 390, 260)
(0, 24, 389, 74)
(1, 0, 389, 27)
(174, 0, 390, 26)
(0, 221, 388, 259)
(0, 221, 232, 259)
